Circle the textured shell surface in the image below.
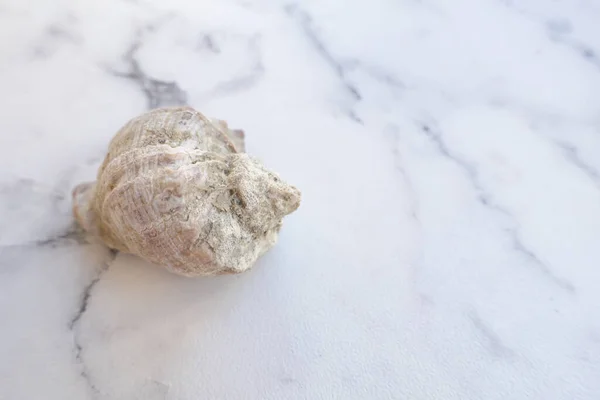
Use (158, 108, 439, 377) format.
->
(73, 107, 301, 277)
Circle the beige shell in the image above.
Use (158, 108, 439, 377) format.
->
(72, 106, 301, 276)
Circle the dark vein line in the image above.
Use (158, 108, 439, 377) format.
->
(418, 121, 576, 293)
(386, 125, 420, 222)
(0, 225, 87, 250)
(555, 141, 600, 184)
(70, 249, 117, 399)
(345, 59, 406, 93)
(467, 310, 516, 358)
(419, 122, 501, 210)
(36, 226, 87, 248)
(511, 234, 575, 292)
(107, 27, 187, 110)
(284, 4, 362, 123)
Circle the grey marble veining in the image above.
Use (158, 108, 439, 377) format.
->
(0, 0, 599, 399)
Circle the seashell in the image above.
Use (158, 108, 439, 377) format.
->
(72, 106, 301, 276)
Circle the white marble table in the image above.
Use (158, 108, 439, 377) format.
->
(1, 0, 599, 399)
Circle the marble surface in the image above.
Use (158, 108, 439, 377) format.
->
(1, 0, 600, 398)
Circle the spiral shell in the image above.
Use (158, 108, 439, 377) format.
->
(73, 107, 301, 276)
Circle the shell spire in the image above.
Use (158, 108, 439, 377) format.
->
(73, 106, 301, 276)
